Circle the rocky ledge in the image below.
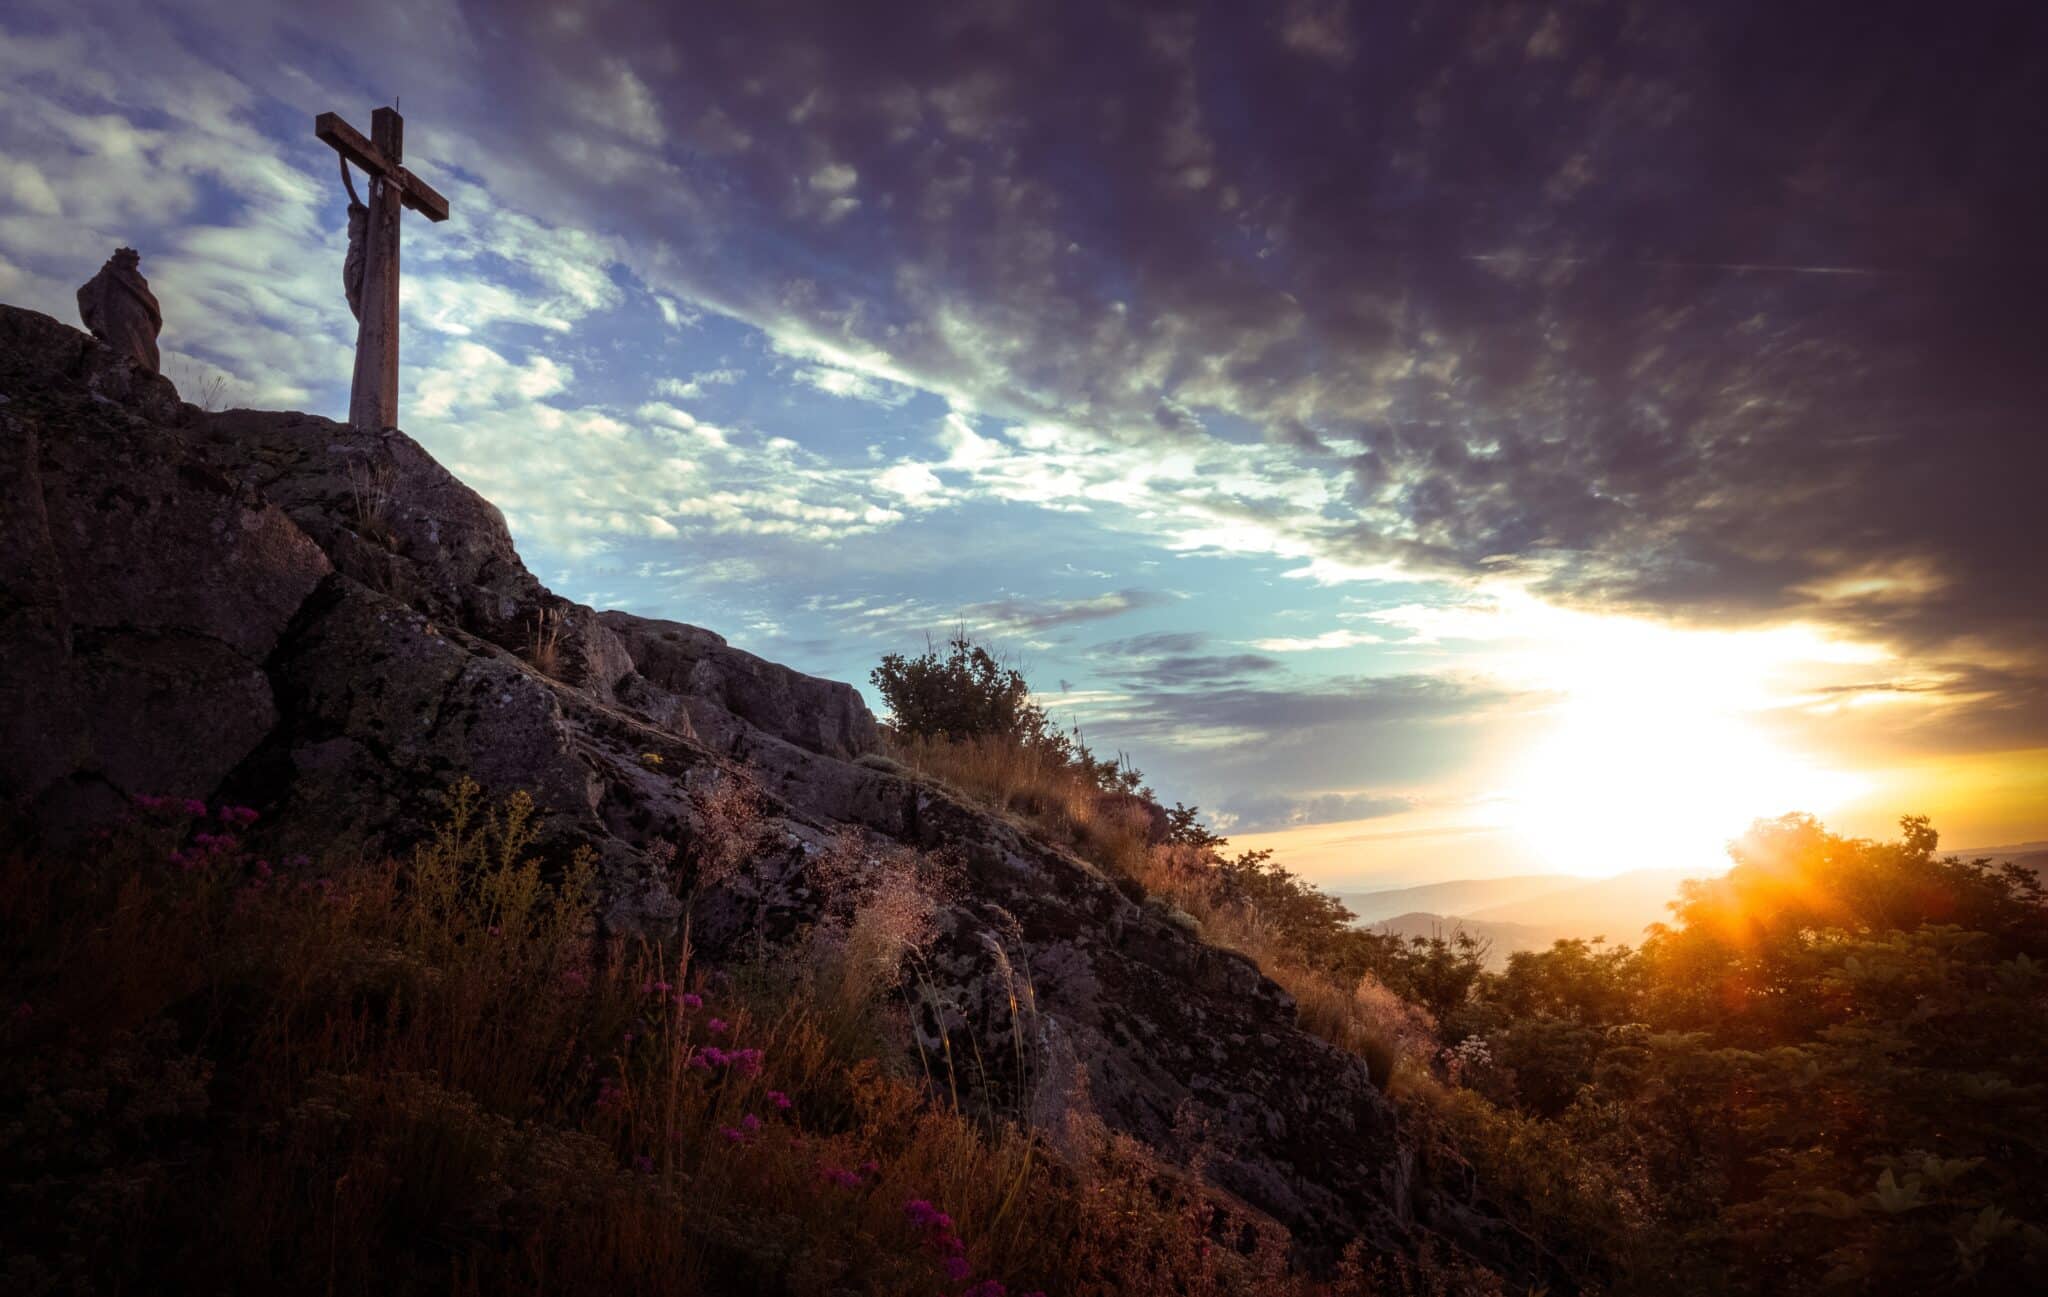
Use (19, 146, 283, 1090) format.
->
(0, 302, 1541, 1280)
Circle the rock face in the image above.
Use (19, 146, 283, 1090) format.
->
(0, 302, 1541, 1281)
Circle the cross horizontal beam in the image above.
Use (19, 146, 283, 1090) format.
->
(314, 112, 450, 222)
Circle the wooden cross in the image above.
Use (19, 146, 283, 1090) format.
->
(315, 106, 449, 431)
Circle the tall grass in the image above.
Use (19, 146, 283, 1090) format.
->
(0, 780, 1482, 1295)
(891, 735, 1445, 1092)
(887, 732, 1156, 876)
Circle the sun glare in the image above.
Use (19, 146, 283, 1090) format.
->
(1435, 593, 1881, 875)
(1504, 696, 1867, 876)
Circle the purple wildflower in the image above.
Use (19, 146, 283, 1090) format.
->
(768, 1089, 792, 1110)
(680, 992, 703, 1011)
(943, 1255, 972, 1283)
(706, 1017, 728, 1034)
(181, 798, 208, 817)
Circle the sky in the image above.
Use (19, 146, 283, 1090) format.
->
(2, 0, 2043, 888)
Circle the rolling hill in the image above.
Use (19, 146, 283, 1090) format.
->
(1344, 866, 1711, 960)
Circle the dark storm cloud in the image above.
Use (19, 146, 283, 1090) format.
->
(249, 1, 2044, 722)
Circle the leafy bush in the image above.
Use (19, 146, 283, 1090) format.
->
(1423, 816, 2048, 1293)
(873, 634, 1033, 743)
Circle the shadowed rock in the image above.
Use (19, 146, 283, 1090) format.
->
(0, 300, 1553, 1284)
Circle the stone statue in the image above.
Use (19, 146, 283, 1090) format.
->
(75, 247, 163, 374)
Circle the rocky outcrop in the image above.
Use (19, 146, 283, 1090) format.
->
(0, 303, 1543, 1281)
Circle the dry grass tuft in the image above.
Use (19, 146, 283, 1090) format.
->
(526, 604, 565, 677)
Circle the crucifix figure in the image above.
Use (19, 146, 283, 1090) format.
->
(316, 106, 449, 431)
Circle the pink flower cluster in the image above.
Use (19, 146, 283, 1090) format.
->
(691, 1045, 764, 1075)
(131, 795, 257, 825)
(720, 1112, 764, 1144)
(168, 831, 241, 871)
(818, 1158, 881, 1189)
(900, 1199, 1042, 1295)
(905, 1199, 970, 1280)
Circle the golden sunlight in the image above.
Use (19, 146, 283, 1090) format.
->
(1426, 592, 1883, 875)
(1501, 694, 1868, 875)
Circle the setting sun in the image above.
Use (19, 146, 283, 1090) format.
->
(1385, 592, 1887, 875)
(1502, 691, 1869, 876)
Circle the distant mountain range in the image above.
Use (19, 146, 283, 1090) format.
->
(1343, 842, 2048, 966)
(1338, 867, 1706, 965)
(1959, 842, 2048, 885)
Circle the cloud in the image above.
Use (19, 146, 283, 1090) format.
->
(961, 588, 1174, 632)
(792, 364, 911, 405)
(4, 0, 2040, 807)
(1249, 629, 1383, 652)
(657, 368, 741, 400)
(873, 461, 947, 507)
(415, 342, 569, 417)
(1216, 791, 1415, 834)
(366, 0, 2038, 679)
(1095, 631, 1212, 658)
(1123, 654, 1284, 687)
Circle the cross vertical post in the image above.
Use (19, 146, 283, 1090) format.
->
(354, 107, 403, 431)
(316, 105, 449, 432)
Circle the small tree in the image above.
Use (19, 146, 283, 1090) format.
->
(869, 634, 1042, 743)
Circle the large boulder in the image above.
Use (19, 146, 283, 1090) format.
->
(600, 609, 879, 760)
(0, 306, 329, 832)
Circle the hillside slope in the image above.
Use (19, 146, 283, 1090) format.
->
(0, 303, 1543, 1280)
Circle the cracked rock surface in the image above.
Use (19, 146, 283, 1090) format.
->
(0, 302, 1545, 1281)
